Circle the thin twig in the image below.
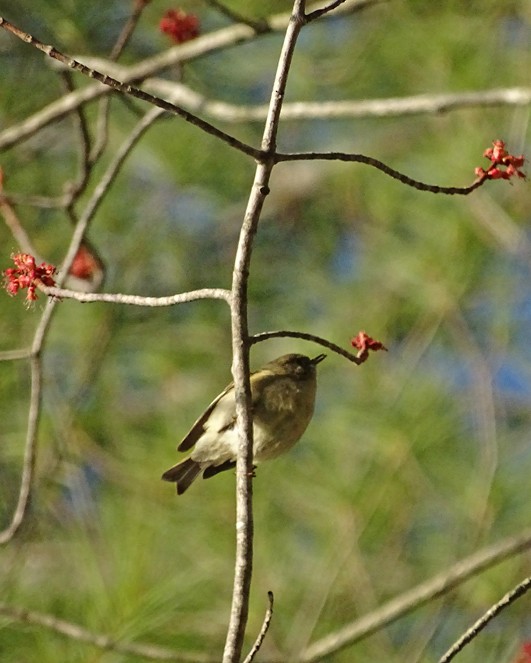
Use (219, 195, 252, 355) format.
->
(298, 526, 531, 661)
(275, 151, 486, 195)
(0, 601, 216, 662)
(250, 330, 363, 364)
(243, 592, 275, 663)
(0, 107, 167, 542)
(223, 2, 307, 661)
(0, 348, 32, 361)
(58, 69, 92, 208)
(0, 195, 40, 257)
(203, 0, 270, 33)
(91, 0, 153, 162)
(0, 355, 42, 544)
(109, 0, 150, 60)
(57, 105, 165, 285)
(438, 576, 531, 663)
(0, 293, 61, 545)
(0, 17, 259, 159)
(0, 0, 381, 152)
(305, 0, 351, 21)
(40, 285, 232, 307)
(142, 82, 531, 124)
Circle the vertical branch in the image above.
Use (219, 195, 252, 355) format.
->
(0, 355, 42, 544)
(91, 0, 152, 162)
(223, 2, 307, 661)
(0, 299, 55, 544)
(59, 106, 166, 282)
(0, 107, 165, 544)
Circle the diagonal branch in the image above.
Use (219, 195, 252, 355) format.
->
(0, 601, 217, 662)
(0, 106, 170, 543)
(439, 575, 531, 663)
(203, 0, 271, 33)
(0, 17, 259, 159)
(306, 0, 351, 21)
(0, 0, 380, 152)
(242, 591, 275, 663)
(57, 105, 165, 285)
(275, 151, 486, 195)
(298, 526, 531, 661)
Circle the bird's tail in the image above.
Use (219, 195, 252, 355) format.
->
(161, 457, 202, 495)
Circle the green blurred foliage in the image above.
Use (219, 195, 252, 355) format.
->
(0, 1, 530, 662)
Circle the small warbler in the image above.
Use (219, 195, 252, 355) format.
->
(162, 353, 326, 494)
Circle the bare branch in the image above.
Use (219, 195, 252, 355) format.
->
(0, 17, 259, 159)
(250, 330, 363, 364)
(57, 70, 92, 207)
(109, 0, 151, 60)
(144, 82, 531, 123)
(275, 151, 486, 195)
(223, 2, 307, 661)
(203, 0, 271, 33)
(439, 576, 531, 663)
(0, 0, 380, 152)
(0, 290, 62, 544)
(306, 0, 351, 21)
(242, 591, 274, 663)
(275, 87, 531, 119)
(0, 601, 217, 662)
(40, 285, 232, 307)
(0, 348, 32, 362)
(0, 194, 40, 257)
(57, 105, 165, 285)
(0, 355, 42, 544)
(0, 107, 169, 542)
(91, 0, 154, 162)
(299, 526, 531, 661)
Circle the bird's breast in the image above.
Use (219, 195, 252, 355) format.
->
(252, 377, 316, 461)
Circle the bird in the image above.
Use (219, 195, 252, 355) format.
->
(161, 353, 326, 494)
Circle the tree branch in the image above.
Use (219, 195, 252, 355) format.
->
(0, 17, 259, 159)
(203, 0, 271, 33)
(0, 355, 42, 544)
(250, 330, 363, 364)
(0, 0, 380, 152)
(438, 575, 531, 663)
(0, 601, 217, 662)
(0, 106, 175, 543)
(242, 591, 275, 663)
(223, 1, 307, 661)
(57, 105, 165, 286)
(275, 151, 486, 195)
(142, 82, 531, 123)
(298, 526, 531, 661)
(40, 285, 232, 307)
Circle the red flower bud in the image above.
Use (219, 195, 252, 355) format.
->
(159, 9, 199, 44)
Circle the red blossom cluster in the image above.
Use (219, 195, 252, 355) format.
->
(351, 330, 388, 361)
(159, 9, 199, 44)
(66, 242, 105, 292)
(69, 244, 98, 280)
(3, 252, 56, 303)
(514, 642, 531, 663)
(475, 139, 526, 181)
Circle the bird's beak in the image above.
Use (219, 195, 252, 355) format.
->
(311, 353, 327, 365)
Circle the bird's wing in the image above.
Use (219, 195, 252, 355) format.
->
(177, 368, 277, 453)
(177, 382, 235, 452)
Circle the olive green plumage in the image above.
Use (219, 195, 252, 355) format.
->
(162, 353, 325, 494)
